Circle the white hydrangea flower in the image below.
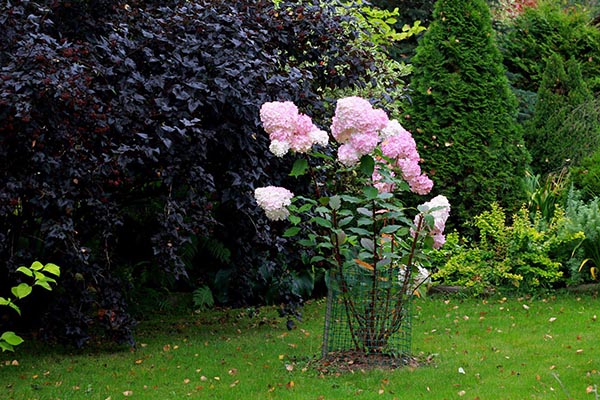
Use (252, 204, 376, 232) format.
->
(254, 186, 294, 221)
(309, 129, 329, 147)
(269, 139, 290, 157)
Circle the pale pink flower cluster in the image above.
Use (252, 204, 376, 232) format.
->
(260, 101, 328, 157)
(330, 97, 388, 166)
(379, 119, 433, 195)
(412, 195, 451, 249)
(348, 122, 428, 196)
(254, 186, 294, 221)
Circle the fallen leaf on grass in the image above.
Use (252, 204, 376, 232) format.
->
(549, 317, 557, 322)
(286, 381, 295, 389)
(587, 386, 595, 394)
(183, 378, 190, 384)
(228, 368, 238, 375)
(123, 390, 133, 396)
(458, 390, 466, 396)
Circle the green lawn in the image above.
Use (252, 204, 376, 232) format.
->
(1, 292, 599, 399)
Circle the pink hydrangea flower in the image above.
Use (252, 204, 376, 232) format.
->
(410, 174, 434, 195)
(337, 143, 361, 166)
(380, 127, 419, 161)
(412, 195, 451, 249)
(260, 101, 299, 143)
(349, 131, 380, 155)
(380, 119, 410, 140)
(260, 102, 328, 157)
(254, 186, 294, 221)
(330, 96, 388, 144)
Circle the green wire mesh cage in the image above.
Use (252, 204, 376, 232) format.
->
(321, 265, 414, 368)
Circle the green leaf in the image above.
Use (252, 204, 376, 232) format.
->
(1, 331, 24, 347)
(11, 283, 32, 299)
(283, 226, 301, 237)
(338, 216, 354, 227)
(42, 263, 61, 277)
(313, 217, 332, 229)
(329, 195, 341, 210)
(380, 225, 402, 234)
(0, 297, 21, 315)
(363, 186, 379, 200)
(310, 255, 327, 264)
(357, 217, 373, 227)
(35, 280, 52, 291)
(359, 154, 375, 176)
(16, 266, 33, 277)
(0, 342, 15, 352)
(340, 195, 360, 203)
(289, 158, 309, 177)
(360, 238, 375, 252)
(30, 261, 44, 271)
(289, 215, 301, 225)
(357, 207, 372, 217)
(297, 203, 313, 213)
(348, 227, 371, 236)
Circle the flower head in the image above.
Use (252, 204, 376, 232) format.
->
(330, 97, 388, 144)
(254, 186, 294, 221)
(412, 195, 450, 249)
(260, 102, 328, 156)
(337, 143, 361, 167)
(260, 101, 299, 143)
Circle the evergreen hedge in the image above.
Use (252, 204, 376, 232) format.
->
(405, 0, 530, 230)
(526, 54, 599, 174)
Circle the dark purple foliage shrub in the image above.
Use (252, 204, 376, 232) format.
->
(0, 0, 378, 346)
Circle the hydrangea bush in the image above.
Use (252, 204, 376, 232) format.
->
(254, 97, 449, 354)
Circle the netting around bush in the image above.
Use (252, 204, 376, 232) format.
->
(321, 265, 413, 368)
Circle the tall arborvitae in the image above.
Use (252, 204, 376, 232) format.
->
(527, 54, 599, 174)
(405, 0, 530, 230)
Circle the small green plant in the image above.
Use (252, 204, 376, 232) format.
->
(0, 261, 60, 352)
(432, 203, 581, 293)
(192, 285, 215, 311)
(523, 168, 568, 223)
(564, 189, 600, 283)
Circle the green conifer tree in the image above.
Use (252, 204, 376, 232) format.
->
(405, 0, 530, 230)
(527, 54, 599, 174)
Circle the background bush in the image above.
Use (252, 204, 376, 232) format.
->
(405, 0, 530, 231)
(0, 0, 384, 346)
(525, 55, 600, 174)
(432, 203, 582, 294)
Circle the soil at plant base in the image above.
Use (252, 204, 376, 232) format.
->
(312, 350, 435, 374)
